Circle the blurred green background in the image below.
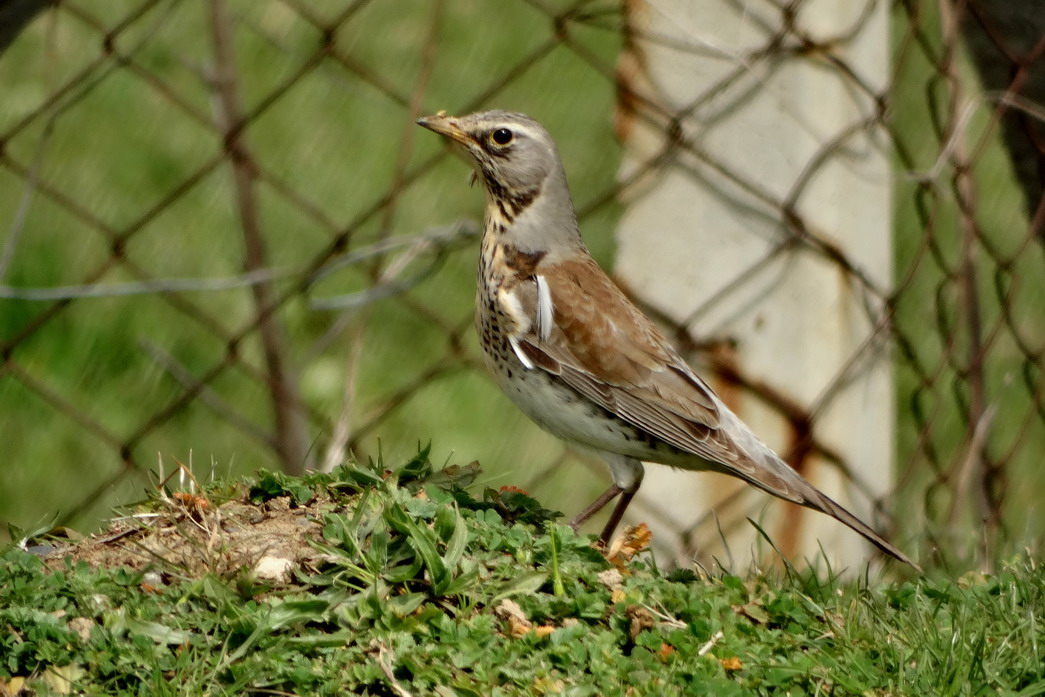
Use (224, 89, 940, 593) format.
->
(0, 0, 624, 533)
(0, 0, 1042, 565)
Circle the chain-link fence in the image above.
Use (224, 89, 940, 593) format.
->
(0, 0, 1041, 568)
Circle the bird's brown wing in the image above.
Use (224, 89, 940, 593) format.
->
(510, 256, 763, 473)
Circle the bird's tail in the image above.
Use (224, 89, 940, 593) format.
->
(720, 410, 919, 570)
(793, 476, 919, 570)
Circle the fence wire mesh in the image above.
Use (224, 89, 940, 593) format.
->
(0, 0, 1041, 566)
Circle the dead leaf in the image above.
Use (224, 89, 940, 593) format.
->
(625, 605, 654, 639)
(734, 601, 768, 624)
(532, 677, 565, 693)
(41, 665, 85, 695)
(494, 599, 533, 638)
(1, 676, 27, 696)
(657, 643, 675, 661)
(720, 657, 742, 671)
(507, 615, 532, 638)
(606, 524, 652, 567)
(173, 492, 210, 518)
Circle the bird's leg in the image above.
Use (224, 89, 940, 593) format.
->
(568, 484, 623, 531)
(598, 487, 637, 543)
(569, 454, 645, 543)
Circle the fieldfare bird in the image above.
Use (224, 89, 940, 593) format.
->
(417, 109, 914, 567)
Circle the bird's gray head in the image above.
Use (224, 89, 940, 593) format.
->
(417, 110, 582, 251)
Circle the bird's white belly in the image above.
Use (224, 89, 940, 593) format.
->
(483, 349, 691, 465)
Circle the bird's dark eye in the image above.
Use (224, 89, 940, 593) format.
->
(491, 128, 514, 146)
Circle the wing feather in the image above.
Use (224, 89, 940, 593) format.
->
(509, 257, 734, 463)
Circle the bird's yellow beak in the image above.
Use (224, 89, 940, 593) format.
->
(416, 111, 472, 146)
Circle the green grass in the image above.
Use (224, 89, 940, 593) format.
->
(3, 454, 1044, 696)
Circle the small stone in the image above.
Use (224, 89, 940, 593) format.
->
(263, 496, 292, 513)
(597, 568, 623, 592)
(67, 616, 94, 642)
(252, 555, 293, 583)
(143, 570, 164, 588)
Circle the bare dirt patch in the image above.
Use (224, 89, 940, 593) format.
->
(42, 493, 330, 580)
